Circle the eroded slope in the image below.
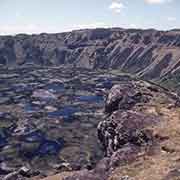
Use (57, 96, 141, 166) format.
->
(1, 28, 180, 82)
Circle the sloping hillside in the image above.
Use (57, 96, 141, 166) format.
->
(1, 28, 180, 81)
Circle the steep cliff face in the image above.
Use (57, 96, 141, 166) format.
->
(1, 28, 180, 80)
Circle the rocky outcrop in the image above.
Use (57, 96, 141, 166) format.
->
(98, 110, 156, 156)
(1, 28, 180, 80)
(104, 83, 149, 114)
(97, 81, 161, 162)
(62, 79, 180, 180)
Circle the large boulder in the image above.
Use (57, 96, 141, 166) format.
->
(105, 82, 150, 114)
(99, 82, 162, 156)
(98, 110, 158, 156)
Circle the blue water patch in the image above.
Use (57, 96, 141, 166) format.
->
(45, 82, 65, 93)
(23, 138, 64, 158)
(24, 103, 41, 113)
(76, 95, 104, 103)
(96, 80, 113, 89)
(0, 112, 11, 119)
(20, 130, 45, 143)
(11, 84, 33, 94)
(102, 80, 113, 89)
(36, 139, 64, 156)
(48, 106, 78, 121)
(0, 134, 7, 148)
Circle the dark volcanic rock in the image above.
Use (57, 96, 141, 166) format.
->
(65, 158, 110, 180)
(163, 169, 180, 180)
(109, 145, 140, 168)
(98, 110, 157, 156)
(65, 170, 104, 180)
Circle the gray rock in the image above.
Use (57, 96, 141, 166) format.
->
(0, 97, 11, 105)
(105, 83, 147, 114)
(3, 172, 19, 180)
(32, 89, 57, 100)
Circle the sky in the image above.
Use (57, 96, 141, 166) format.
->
(0, 0, 179, 35)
